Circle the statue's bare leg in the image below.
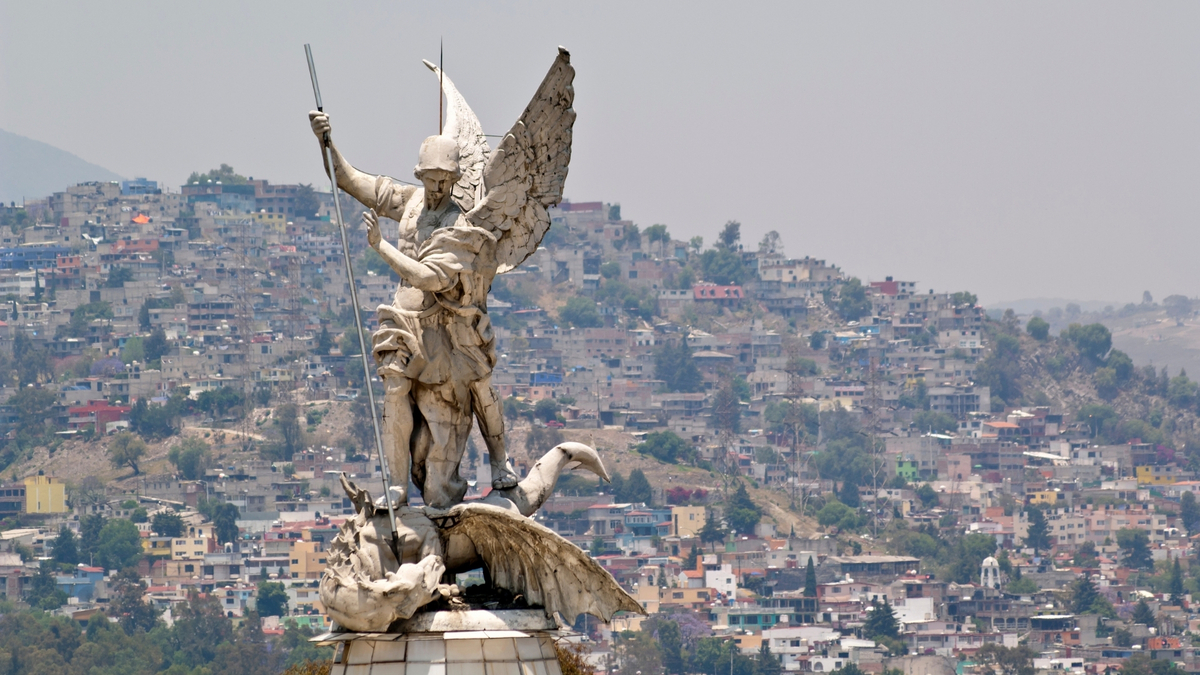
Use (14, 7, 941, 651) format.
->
(414, 385, 470, 509)
(470, 377, 519, 490)
(380, 373, 412, 506)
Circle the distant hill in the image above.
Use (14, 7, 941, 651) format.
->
(0, 128, 123, 204)
(986, 297, 1121, 315)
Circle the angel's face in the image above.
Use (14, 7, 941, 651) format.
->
(421, 170, 455, 209)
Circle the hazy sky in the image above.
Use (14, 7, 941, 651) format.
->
(3, 2, 1199, 306)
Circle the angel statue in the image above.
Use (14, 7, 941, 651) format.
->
(308, 49, 573, 508)
(309, 48, 642, 633)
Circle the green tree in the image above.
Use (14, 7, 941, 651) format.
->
(863, 598, 898, 639)
(53, 525, 79, 565)
(152, 511, 185, 538)
(294, 183, 320, 218)
(1117, 528, 1154, 570)
(977, 333, 1022, 405)
(1132, 598, 1156, 626)
(558, 296, 603, 328)
(1070, 574, 1099, 614)
(79, 513, 106, 564)
(658, 619, 685, 675)
(96, 518, 143, 571)
(717, 220, 741, 250)
(835, 278, 872, 322)
(712, 378, 742, 435)
(636, 431, 694, 464)
(1026, 316, 1050, 340)
(25, 560, 68, 610)
(645, 223, 671, 257)
(726, 482, 762, 534)
(755, 642, 781, 675)
(1169, 557, 1185, 599)
(698, 248, 746, 285)
(8, 386, 56, 449)
(912, 410, 956, 434)
(275, 403, 305, 460)
(1163, 294, 1193, 325)
(803, 556, 818, 597)
(838, 478, 860, 508)
(1073, 540, 1098, 567)
(1006, 577, 1039, 594)
(172, 590, 235, 663)
(533, 398, 559, 423)
(168, 436, 212, 480)
(1120, 652, 1183, 675)
(314, 326, 333, 355)
(104, 266, 134, 288)
(700, 508, 726, 551)
(108, 431, 148, 476)
(625, 469, 652, 504)
(1064, 322, 1113, 363)
(1182, 490, 1200, 532)
(144, 327, 170, 365)
(212, 502, 241, 544)
(1168, 369, 1198, 408)
(949, 533, 998, 584)
(1094, 367, 1119, 400)
(187, 163, 249, 184)
(916, 484, 940, 508)
(653, 341, 703, 393)
(109, 570, 160, 634)
(256, 580, 289, 617)
(1108, 350, 1135, 382)
(1023, 506, 1051, 553)
(975, 643, 1037, 675)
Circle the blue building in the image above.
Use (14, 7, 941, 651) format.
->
(0, 246, 69, 270)
(120, 178, 159, 195)
(56, 565, 105, 601)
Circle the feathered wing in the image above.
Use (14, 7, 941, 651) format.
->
(467, 47, 576, 273)
(444, 502, 643, 624)
(424, 59, 491, 213)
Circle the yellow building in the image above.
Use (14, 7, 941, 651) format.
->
(25, 474, 66, 514)
(143, 537, 173, 558)
(1028, 490, 1067, 506)
(171, 525, 213, 560)
(671, 506, 707, 538)
(290, 540, 327, 579)
(1136, 465, 1178, 486)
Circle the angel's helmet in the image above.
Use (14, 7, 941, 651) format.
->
(415, 135, 461, 207)
(414, 135, 462, 179)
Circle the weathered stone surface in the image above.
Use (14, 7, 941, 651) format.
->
(309, 49, 641, 631)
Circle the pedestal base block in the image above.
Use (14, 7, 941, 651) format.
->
(317, 610, 564, 675)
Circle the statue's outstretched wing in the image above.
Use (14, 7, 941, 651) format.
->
(443, 502, 642, 624)
(467, 47, 575, 273)
(423, 60, 491, 213)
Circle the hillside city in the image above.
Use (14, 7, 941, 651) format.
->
(1, 169, 1199, 675)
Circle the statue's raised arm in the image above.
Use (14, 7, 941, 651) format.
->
(308, 110, 419, 220)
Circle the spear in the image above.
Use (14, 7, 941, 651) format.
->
(303, 44, 399, 555)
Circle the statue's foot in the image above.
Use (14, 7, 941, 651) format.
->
(491, 464, 519, 490)
(375, 486, 408, 510)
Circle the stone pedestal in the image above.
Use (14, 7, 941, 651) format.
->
(316, 610, 565, 675)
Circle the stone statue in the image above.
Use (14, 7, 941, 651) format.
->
(309, 48, 642, 632)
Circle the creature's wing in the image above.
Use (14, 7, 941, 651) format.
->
(424, 60, 491, 213)
(444, 502, 642, 624)
(467, 47, 575, 273)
